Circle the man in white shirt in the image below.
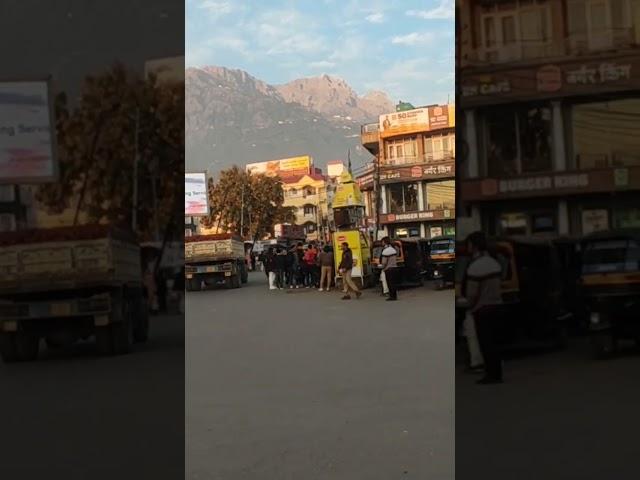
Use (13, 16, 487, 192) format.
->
(380, 237, 399, 301)
(464, 231, 504, 384)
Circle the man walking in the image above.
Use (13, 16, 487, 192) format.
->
(464, 231, 504, 385)
(380, 237, 399, 301)
(339, 242, 361, 300)
(318, 245, 334, 292)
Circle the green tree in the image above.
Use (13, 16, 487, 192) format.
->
(202, 167, 294, 241)
(37, 63, 184, 241)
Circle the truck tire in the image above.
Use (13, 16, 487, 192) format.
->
(0, 333, 19, 363)
(133, 293, 150, 343)
(231, 274, 241, 289)
(15, 332, 39, 362)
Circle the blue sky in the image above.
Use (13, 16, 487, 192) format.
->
(186, 0, 454, 107)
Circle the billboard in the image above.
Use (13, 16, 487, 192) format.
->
(379, 108, 429, 137)
(185, 172, 209, 216)
(0, 79, 58, 184)
(246, 155, 312, 178)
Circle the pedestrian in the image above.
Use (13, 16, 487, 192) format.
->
(295, 242, 305, 287)
(464, 231, 504, 385)
(303, 243, 318, 288)
(274, 246, 287, 289)
(318, 244, 334, 291)
(251, 252, 257, 272)
(338, 242, 361, 300)
(380, 237, 399, 301)
(265, 247, 277, 290)
(378, 247, 389, 297)
(285, 245, 298, 289)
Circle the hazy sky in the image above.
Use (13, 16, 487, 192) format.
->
(186, 0, 454, 106)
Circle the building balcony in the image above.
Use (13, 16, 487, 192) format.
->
(381, 151, 454, 167)
(361, 123, 380, 153)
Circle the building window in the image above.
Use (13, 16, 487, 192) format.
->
(567, 0, 635, 51)
(387, 183, 419, 214)
(303, 204, 316, 216)
(484, 105, 552, 176)
(573, 99, 640, 169)
(424, 132, 455, 162)
(0, 213, 16, 232)
(480, 3, 551, 62)
(303, 186, 316, 197)
(393, 224, 421, 238)
(303, 222, 317, 234)
(425, 180, 455, 210)
(288, 188, 298, 197)
(385, 136, 417, 165)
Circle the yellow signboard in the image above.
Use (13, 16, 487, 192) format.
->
(246, 155, 312, 177)
(333, 230, 371, 282)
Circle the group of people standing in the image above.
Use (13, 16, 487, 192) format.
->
(261, 242, 335, 291)
(258, 236, 401, 302)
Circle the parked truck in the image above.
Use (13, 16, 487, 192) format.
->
(0, 225, 149, 363)
(185, 234, 248, 291)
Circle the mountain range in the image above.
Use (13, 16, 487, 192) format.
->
(185, 66, 395, 175)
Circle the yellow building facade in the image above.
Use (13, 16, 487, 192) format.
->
(281, 173, 329, 241)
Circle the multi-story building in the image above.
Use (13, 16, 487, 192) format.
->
(458, 0, 640, 238)
(281, 172, 329, 241)
(357, 104, 456, 239)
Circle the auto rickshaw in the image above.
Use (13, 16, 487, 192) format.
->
(456, 236, 570, 350)
(578, 229, 640, 358)
(372, 238, 424, 289)
(426, 235, 455, 289)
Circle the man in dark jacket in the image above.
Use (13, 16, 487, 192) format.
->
(338, 242, 361, 300)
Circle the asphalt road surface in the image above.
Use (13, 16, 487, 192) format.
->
(0, 313, 184, 480)
(456, 335, 640, 479)
(187, 272, 454, 480)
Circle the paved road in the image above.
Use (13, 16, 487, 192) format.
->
(0, 313, 184, 480)
(456, 336, 640, 479)
(187, 272, 454, 480)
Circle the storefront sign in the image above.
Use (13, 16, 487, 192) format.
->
(566, 63, 631, 85)
(461, 166, 640, 201)
(461, 79, 511, 97)
(536, 65, 562, 92)
(582, 209, 609, 235)
(461, 55, 640, 107)
(380, 208, 454, 224)
(497, 173, 589, 194)
(380, 162, 454, 184)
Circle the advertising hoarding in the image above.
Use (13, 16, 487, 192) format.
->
(379, 108, 429, 137)
(0, 79, 58, 184)
(185, 172, 209, 216)
(246, 155, 312, 178)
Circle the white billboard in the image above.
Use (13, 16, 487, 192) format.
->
(0, 79, 58, 184)
(185, 172, 209, 217)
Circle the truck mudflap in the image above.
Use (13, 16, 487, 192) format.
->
(0, 293, 112, 329)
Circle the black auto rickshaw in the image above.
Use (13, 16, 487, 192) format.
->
(578, 229, 640, 358)
(456, 236, 570, 350)
(426, 235, 455, 289)
(372, 238, 424, 289)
